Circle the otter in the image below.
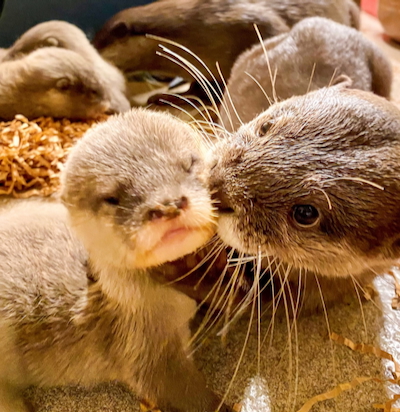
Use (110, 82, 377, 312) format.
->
(1, 20, 130, 114)
(0, 47, 112, 120)
(220, 17, 393, 131)
(93, 0, 359, 85)
(210, 84, 400, 311)
(0, 109, 233, 412)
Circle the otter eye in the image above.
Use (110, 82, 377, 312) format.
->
(88, 88, 100, 99)
(292, 205, 320, 227)
(183, 155, 198, 173)
(259, 121, 272, 136)
(56, 78, 71, 91)
(103, 196, 120, 206)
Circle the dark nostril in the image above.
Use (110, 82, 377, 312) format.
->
(148, 208, 165, 221)
(175, 196, 189, 210)
(212, 189, 235, 214)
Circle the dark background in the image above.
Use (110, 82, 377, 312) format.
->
(0, 0, 153, 47)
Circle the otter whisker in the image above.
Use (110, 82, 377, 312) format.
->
(328, 67, 339, 87)
(216, 249, 261, 411)
(152, 94, 210, 145)
(215, 61, 241, 131)
(306, 62, 317, 94)
(156, 45, 225, 121)
(164, 241, 224, 286)
(313, 187, 333, 210)
(351, 275, 368, 336)
(314, 273, 337, 386)
(253, 23, 278, 103)
(147, 34, 226, 101)
(189, 248, 237, 348)
(244, 71, 273, 106)
(322, 177, 384, 191)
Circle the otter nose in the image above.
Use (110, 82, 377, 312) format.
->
(147, 196, 189, 221)
(211, 188, 234, 214)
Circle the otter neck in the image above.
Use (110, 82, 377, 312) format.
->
(89, 258, 156, 309)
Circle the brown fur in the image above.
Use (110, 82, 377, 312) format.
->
(210, 84, 400, 311)
(93, 0, 359, 83)
(1, 21, 130, 113)
(220, 17, 393, 131)
(0, 109, 233, 412)
(0, 47, 111, 120)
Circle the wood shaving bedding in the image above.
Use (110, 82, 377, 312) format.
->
(0, 115, 106, 198)
(296, 333, 400, 412)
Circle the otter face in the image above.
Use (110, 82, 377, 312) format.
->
(62, 109, 216, 270)
(20, 48, 110, 119)
(210, 86, 400, 278)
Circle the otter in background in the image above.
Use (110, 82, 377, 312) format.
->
(210, 83, 400, 312)
(0, 47, 111, 120)
(93, 0, 359, 86)
(219, 17, 392, 131)
(2, 20, 130, 113)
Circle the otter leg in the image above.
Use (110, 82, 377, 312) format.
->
(0, 384, 31, 412)
(135, 335, 233, 412)
(0, 322, 30, 412)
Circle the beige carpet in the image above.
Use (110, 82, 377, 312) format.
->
(4, 12, 400, 412)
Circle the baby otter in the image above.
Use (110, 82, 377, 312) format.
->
(0, 47, 111, 120)
(0, 109, 232, 412)
(210, 84, 400, 311)
(93, 0, 359, 84)
(220, 17, 393, 131)
(1, 20, 130, 114)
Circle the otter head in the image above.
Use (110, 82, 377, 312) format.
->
(4, 21, 130, 115)
(19, 47, 110, 119)
(210, 85, 400, 278)
(4, 21, 89, 61)
(61, 108, 215, 270)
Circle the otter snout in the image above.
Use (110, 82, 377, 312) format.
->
(211, 186, 234, 215)
(147, 196, 189, 221)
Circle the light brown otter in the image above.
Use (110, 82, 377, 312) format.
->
(210, 84, 400, 311)
(0, 47, 111, 120)
(0, 109, 233, 412)
(220, 17, 393, 131)
(1, 20, 130, 113)
(93, 0, 359, 84)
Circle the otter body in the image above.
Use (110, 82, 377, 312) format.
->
(0, 109, 230, 412)
(93, 0, 359, 83)
(0, 48, 111, 120)
(211, 85, 400, 310)
(1, 21, 130, 114)
(220, 17, 392, 131)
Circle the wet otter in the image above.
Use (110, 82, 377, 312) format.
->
(0, 109, 233, 411)
(0, 47, 111, 120)
(220, 17, 393, 131)
(1, 20, 130, 114)
(210, 84, 400, 311)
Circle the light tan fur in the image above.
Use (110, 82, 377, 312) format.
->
(2, 21, 130, 113)
(0, 109, 232, 412)
(0, 47, 111, 120)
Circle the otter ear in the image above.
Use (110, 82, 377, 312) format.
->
(44, 37, 59, 47)
(56, 78, 71, 91)
(331, 74, 353, 88)
(109, 21, 130, 39)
